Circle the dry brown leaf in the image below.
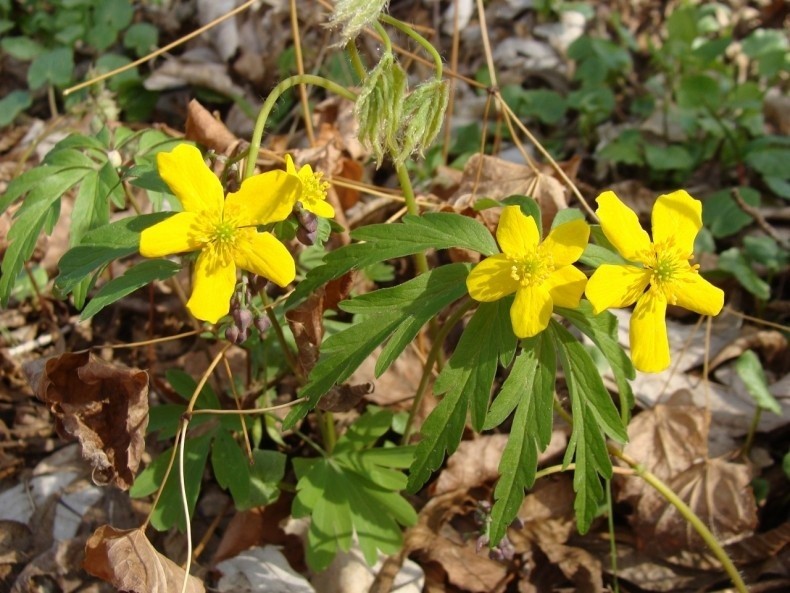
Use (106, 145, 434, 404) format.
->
(402, 491, 507, 593)
(22, 351, 149, 490)
(349, 345, 424, 409)
(83, 525, 205, 593)
(286, 291, 325, 376)
(540, 542, 603, 593)
(448, 154, 568, 232)
(632, 457, 757, 553)
(185, 99, 241, 156)
(726, 521, 790, 565)
(708, 329, 788, 369)
(617, 400, 708, 504)
(12, 536, 90, 593)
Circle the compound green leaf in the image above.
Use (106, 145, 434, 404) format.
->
(286, 212, 497, 308)
(27, 47, 74, 89)
(407, 299, 516, 493)
(79, 259, 180, 319)
(211, 429, 251, 506)
(284, 264, 469, 428)
(488, 332, 555, 545)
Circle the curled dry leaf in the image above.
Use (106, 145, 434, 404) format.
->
(185, 99, 242, 157)
(22, 351, 149, 490)
(83, 525, 205, 593)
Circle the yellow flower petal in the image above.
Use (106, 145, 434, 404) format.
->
(466, 254, 519, 302)
(188, 250, 237, 323)
(545, 265, 587, 309)
(285, 154, 298, 176)
(542, 219, 590, 266)
(233, 231, 296, 287)
(139, 212, 203, 257)
(303, 197, 335, 218)
(651, 190, 702, 258)
(511, 285, 553, 338)
(496, 206, 539, 259)
(585, 264, 650, 314)
(630, 292, 670, 372)
(596, 191, 651, 262)
(157, 144, 224, 215)
(225, 170, 301, 226)
(671, 270, 724, 316)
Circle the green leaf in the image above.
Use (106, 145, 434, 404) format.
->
(27, 47, 74, 89)
(211, 429, 251, 505)
(644, 143, 693, 171)
(487, 333, 555, 544)
(293, 413, 417, 571)
(598, 129, 645, 166)
(745, 144, 790, 179)
(123, 22, 158, 56)
(79, 259, 181, 319)
(1, 36, 44, 60)
(407, 299, 516, 492)
(0, 90, 32, 127)
(718, 247, 770, 300)
(286, 213, 497, 308)
(702, 187, 759, 238)
(284, 264, 470, 428)
(130, 431, 214, 531)
(70, 162, 119, 246)
(677, 74, 721, 109)
(550, 320, 627, 533)
(237, 449, 286, 510)
(558, 301, 635, 420)
(743, 236, 788, 272)
(735, 350, 781, 415)
(55, 212, 171, 295)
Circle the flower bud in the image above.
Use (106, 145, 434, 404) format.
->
(225, 325, 241, 344)
(296, 225, 318, 246)
(329, 0, 389, 44)
(296, 203, 318, 233)
(254, 315, 271, 335)
(354, 52, 406, 167)
(392, 79, 449, 166)
(233, 308, 253, 334)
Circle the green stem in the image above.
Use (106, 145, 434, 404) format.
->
(740, 407, 761, 458)
(316, 409, 337, 454)
(612, 448, 749, 593)
(395, 163, 429, 275)
(244, 74, 358, 179)
(346, 40, 368, 80)
(372, 21, 392, 54)
(379, 15, 443, 80)
(606, 479, 620, 593)
(402, 298, 475, 443)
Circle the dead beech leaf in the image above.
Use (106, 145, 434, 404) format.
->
(286, 291, 325, 376)
(22, 351, 149, 490)
(540, 542, 603, 593)
(632, 457, 757, 553)
(185, 99, 241, 156)
(448, 154, 568, 232)
(84, 525, 205, 593)
(617, 401, 708, 504)
(726, 521, 790, 565)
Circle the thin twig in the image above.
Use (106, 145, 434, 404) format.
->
(731, 187, 789, 248)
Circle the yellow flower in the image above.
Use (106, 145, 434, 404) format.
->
(585, 190, 724, 373)
(140, 144, 302, 324)
(466, 205, 590, 338)
(285, 154, 334, 218)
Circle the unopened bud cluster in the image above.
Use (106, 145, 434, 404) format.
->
(224, 279, 272, 344)
(295, 202, 319, 246)
(355, 52, 448, 167)
(329, 0, 389, 44)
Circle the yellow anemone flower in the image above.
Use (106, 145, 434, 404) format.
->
(466, 205, 590, 338)
(140, 144, 302, 324)
(585, 190, 724, 373)
(285, 154, 334, 218)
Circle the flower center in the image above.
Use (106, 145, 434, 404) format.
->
(207, 217, 240, 264)
(301, 170, 330, 205)
(509, 248, 553, 287)
(644, 239, 692, 303)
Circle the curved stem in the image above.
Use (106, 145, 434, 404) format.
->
(611, 448, 749, 593)
(346, 40, 368, 80)
(372, 21, 392, 54)
(402, 298, 475, 443)
(244, 74, 357, 179)
(379, 15, 443, 80)
(395, 163, 429, 275)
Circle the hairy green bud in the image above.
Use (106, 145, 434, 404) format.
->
(329, 0, 389, 43)
(392, 79, 449, 166)
(354, 52, 407, 167)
